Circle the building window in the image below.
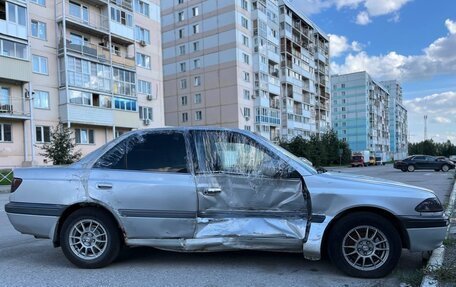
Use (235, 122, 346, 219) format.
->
(179, 45, 186, 55)
(69, 33, 88, 45)
(112, 68, 135, 96)
(31, 20, 46, 40)
(241, 0, 248, 10)
(178, 0, 184, 4)
(179, 62, 186, 72)
(180, 79, 187, 89)
(110, 7, 133, 27)
(69, 90, 111, 109)
(181, 95, 187, 106)
(33, 90, 49, 109)
(192, 6, 199, 17)
(194, 76, 201, 86)
(66, 56, 111, 92)
(243, 89, 250, 100)
(136, 52, 151, 68)
(243, 107, 250, 118)
(139, 106, 153, 120)
(244, 125, 251, 131)
(193, 58, 200, 69)
(0, 87, 9, 106)
(69, 1, 88, 23)
(0, 39, 27, 60)
(194, 93, 201, 104)
(0, 123, 12, 142)
(193, 41, 199, 51)
(35, 126, 51, 143)
(241, 16, 248, 29)
(75, 128, 94, 144)
(182, 112, 188, 122)
(192, 23, 199, 34)
(242, 53, 249, 64)
(134, 0, 149, 17)
(341, 84, 345, 88)
(113, 97, 137, 111)
(137, 80, 152, 95)
(242, 34, 249, 47)
(30, 0, 46, 6)
(32, 55, 48, 74)
(6, 2, 26, 26)
(135, 26, 150, 44)
(178, 28, 185, 39)
(242, 71, 250, 82)
(178, 11, 184, 22)
(195, 111, 202, 121)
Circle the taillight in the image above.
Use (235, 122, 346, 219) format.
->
(10, 177, 22, 193)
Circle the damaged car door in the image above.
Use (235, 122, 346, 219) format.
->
(88, 131, 197, 239)
(190, 130, 308, 250)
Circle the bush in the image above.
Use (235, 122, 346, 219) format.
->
(279, 130, 352, 167)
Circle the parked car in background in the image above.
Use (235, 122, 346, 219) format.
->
(449, 155, 456, 162)
(375, 156, 386, 166)
(5, 128, 448, 278)
(394, 155, 455, 172)
(351, 150, 369, 167)
(369, 156, 376, 166)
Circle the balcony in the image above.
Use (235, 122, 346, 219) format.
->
(0, 56, 31, 82)
(111, 51, 135, 69)
(0, 96, 30, 120)
(59, 40, 110, 62)
(255, 108, 281, 126)
(56, 1, 109, 36)
(0, 19, 27, 39)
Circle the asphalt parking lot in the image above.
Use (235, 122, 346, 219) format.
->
(0, 165, 454, 287)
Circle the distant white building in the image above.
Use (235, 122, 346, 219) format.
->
(380, 80, 408, 160)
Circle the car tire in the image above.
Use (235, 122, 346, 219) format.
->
(60, 208, 121, 269)
(327, 212, 402, 278)
(401, 167, 407, 172)
(441, 165, 449, 172)
(407, 165, 415, 172)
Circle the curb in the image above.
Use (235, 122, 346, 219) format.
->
(420, 177, 456, 287)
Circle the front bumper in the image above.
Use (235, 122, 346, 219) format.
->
(400, 215, 449, 251)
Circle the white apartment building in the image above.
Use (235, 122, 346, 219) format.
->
(0, 0, 164, 167)
(380, 80, 408, 160)
(332, 71, 390, 156)
(160, 0, 330, 141)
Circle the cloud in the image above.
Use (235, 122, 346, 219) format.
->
(287, 0, 411, 25)
(356, 11, 371, 25)
(331, 19, 456, 81)
(445, 19, 456, 34)
(328, 34, 364, 57)
(404, 91, 456, 142)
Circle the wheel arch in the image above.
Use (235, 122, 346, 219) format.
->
(320, 206, 410, 258)
(53, 202, 125, 247)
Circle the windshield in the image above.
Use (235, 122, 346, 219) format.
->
(352, 156, 363, 161)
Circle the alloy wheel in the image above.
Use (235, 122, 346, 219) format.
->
(69, 219, 108, 260)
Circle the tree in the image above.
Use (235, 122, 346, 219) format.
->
(40, 123, 82, 165)
(408, 139, 456, 157)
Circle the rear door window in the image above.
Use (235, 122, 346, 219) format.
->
(94, 132, 189, 173)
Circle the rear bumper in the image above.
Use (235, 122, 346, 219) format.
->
(5, 202, 66, 239)
(400, 215, 449, 251)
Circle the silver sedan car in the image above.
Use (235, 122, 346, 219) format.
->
(5, 127, 448, 278)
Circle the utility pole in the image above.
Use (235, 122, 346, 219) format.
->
(424, 115, 428, 140)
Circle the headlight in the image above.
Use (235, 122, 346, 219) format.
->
(415, 197, 443, 212)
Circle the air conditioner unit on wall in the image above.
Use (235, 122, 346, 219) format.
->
(147, 94, 153, 101)
(143, 119, 150, 125)
(139, 40, 147, 47)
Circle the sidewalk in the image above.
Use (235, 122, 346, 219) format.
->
(421, 175, 456, 287)
(0, 185, 10, 193)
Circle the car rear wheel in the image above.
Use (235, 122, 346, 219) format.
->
(407, 165, 415, 172)
(60, 208, 121, 268)
(441, 165, 449, 172)
(328, 212, 402, 278)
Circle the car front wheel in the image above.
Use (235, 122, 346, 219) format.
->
(407, 165, 415, 172)
(441, 164, 449, 172)
(328, 212, 402, 278)
(60, 208, 121, 268)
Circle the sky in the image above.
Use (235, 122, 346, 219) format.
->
(287, 0, 456, 143)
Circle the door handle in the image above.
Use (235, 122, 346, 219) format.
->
(203, 187, 222, 195)
(96, 183, 113, 190)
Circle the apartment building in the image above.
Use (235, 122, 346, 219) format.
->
(380, 80, 408, 160)
(160, 0, 330, 141)
(0, 0, 164, 167)
(331, 71, 390, 157)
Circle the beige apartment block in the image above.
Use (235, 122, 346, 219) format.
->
(160, 0, 330, 141)
(0, 0, 164, 168)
